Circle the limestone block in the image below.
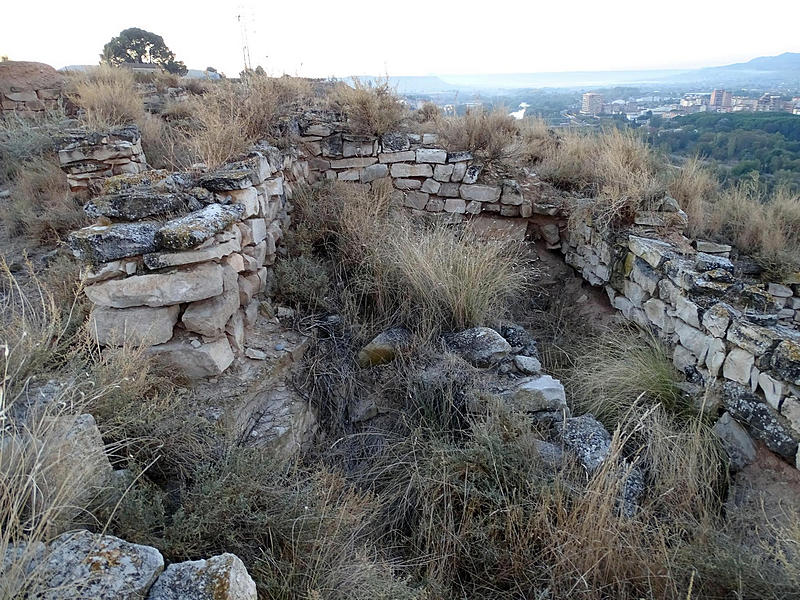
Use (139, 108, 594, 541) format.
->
(673, 344, 697, 371)
(643, 298, 668, 330)
(500, 180, 524, 205)
(260, 176, 284, 197)
(438, 182, 460, 197)
(706, 337, 727, 378)
(90, 305, 179, 346)
(723, 348, 755, 385)
(226, 310, 245, 354)
(695, 252, 734, 273)
(695, 240, 732, 254)
(510, 375, 567, 412)
(514, 354, 542, 374)
(155, 204, 244, 251)
(433, 164, 454, 182)
(244, 299, 259, 327)
(182, 266, 240, 337)
(84, 192, 187, 221)
(630, 257, 661, 295)
(444, 198, 466, 214)
(425, 198, 445, 212)
(42, 530, 163, 600)
(394, 178, 422, 190)
(444, 327, 511, 367)
(628, 235, 676, 269)
(146, 553, 256, 600)
(712, 412, 756, 471)
(337, 169, 361, 181)
(378, 150, 415, 163)
(148, 333, 234, 378)
(623, 279, 648, 307)
(462, 164, 483, 184)
(403, 191, 429, 210)
(559, 415, 611, 471)
(768, 282, 793, 298)
(390, 163, 433, 178)
(447, 150, 473, 163)
(69, 222, 159, 264)
(771, 340, 800, 385)
(343, 139, 376, 157)
(84, 259, 138, 284)
(465, 201, 481, 214)
(357, 327, 413, 367)
(381, 132, 412, 152)
(222, 252, 245, 273)
(361, 163, 389, 183)
(674, 295, 700, 328)
(451, 162, 467, 182)
(246, 218, 267, 245)
(702, 303, 734, 338)
(613, 294, 634, 319)
(329, 157, 377, 169)
(758, 372, 785, 409)
(460, 184, 501, 203)
(243, 241, 268, 266)
(198, 169, 254, 191)
(143, 238, 240, 270)
(86, 262, 224, 308)
(238, 273, 261, 305)
(726, 321, 784, 358)
(421, 178, 441, 194)
(227, 187, 259, 218)
(416, 148, 447, 164)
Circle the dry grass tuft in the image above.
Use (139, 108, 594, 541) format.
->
(331, 78, 407, 137)
(667, 156, 719, 238)
(436, 107, 520, 165)
(67, 65, 144, 128)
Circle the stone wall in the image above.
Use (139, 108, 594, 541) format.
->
(58, 126, 148, 193)
(69, 145, 305, 379)
(0, 61, 64, 117)
(559, 214, 800, 468)
(298, 119, 534, 219)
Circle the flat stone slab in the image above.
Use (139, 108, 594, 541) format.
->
(90, 305, 180, 346)
(85, 262, 224, 308)
(69, 222, 159, 264)
(155, 204, 244, 251)
(143, 238, 240, 270)
(148, 332, 235, 379)
(84, 192, 187, 221)
(198, 169, 254, 191)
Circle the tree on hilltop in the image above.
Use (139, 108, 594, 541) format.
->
(101, 27, 187, 75)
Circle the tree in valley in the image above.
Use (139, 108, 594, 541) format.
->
(101, 27, 187, 75)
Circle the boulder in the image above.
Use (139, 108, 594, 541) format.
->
(40, 530, 163, 600)
(155, 204, 244, 251)
(148, 333, 235, 379)
(509, 375, 567, 412)
(89, 305, 179, 346)
(357, 327, 413, 367)
(84, 192, 187, 221)
(86, 262, 224, 308)
(69, 222, 159, 264)
(444, 327, 512, 367)
(721, 381, 799, 458)
(559, 414, 612, 471)
(147, 553, 256, 600)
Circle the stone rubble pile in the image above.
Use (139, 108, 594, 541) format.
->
(560, 209, 800, 468)
(4, 531, 255, 600)
(68, 146, 306, 378)
(58, 126, 148, 193)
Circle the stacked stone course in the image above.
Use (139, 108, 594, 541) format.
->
(58, 126, 148, 193)
(69, 145, 307, 378)
(0, 61, 64, 116)
(559, 210, 800, 467)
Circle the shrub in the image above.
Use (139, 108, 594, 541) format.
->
(331, 78, 407, 136)
(67, 64, 144, 128)
(0, 108, 72, 184)
(415, 101, 440, 123)
(137, 112, 195, 170)
(274, 255, 331, 311)
(1, 155, 87, 244)
(568, 326, 685, 427)
(436, 107, 520, 165)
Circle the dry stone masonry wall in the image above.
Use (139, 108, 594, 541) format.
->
(560, 212, 800, 468)
(0, 61, 64, 117)
(58, 127, 148, 193)
(68, 136, 306, 378)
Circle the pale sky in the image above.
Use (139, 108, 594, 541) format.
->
(3, 0, 799, 78)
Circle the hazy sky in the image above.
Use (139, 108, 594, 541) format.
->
(3, 0, 799, 77)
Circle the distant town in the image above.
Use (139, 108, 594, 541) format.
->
(578, 89, 800, 120)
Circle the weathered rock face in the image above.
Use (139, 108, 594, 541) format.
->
(40, 530, 164, 600)
(182, 266, 240, 338)
(444, 327, 512, 367)
(85, 192, 188, 221)
(89, 305, 180, 346)
(507, 375, 567, 412)
(86, 262, 224, 309)
(155, 204, 244, 251)
(146, 553, 256, 600)
(69, 222, 160, 264)
(148, 333, 235, 379)
(559, 414, 612, 471)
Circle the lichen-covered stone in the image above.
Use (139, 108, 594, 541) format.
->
(146, 553, 256, 600)
(40, 530, 163, 600)
(69, 222, 159, 264)
(771, 340, 800, 385)
(559, 414, 611, 471)
(198, 169, 254, 191)
(155, 204, 244, 251)
(721, 381, 799, 458)
(444, 327, 511, 367)
(712, 411, 757, 471)
(143, 237, 241, 270)
(84, 192, 187, 221)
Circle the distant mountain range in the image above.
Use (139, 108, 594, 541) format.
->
(354, 52, 800, 94)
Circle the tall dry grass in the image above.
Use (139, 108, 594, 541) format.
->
(66, 65, 144, 128)
(331, 78, 407, 136)
(667, 156, 719, 238)
(436, 107, 520, 164)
